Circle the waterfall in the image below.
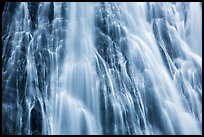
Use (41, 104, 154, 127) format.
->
(2, 2, 202, 135)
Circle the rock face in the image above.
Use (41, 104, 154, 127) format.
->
(2, 2, 202, 135)
(30, 100, 43, 135)
(2, 2, 61, 135)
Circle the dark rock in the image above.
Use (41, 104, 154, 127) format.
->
(31, 100, 43, 135)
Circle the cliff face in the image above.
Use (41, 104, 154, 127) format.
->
(2, 2, 202, 135)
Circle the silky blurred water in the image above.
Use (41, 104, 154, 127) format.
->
(2, 2, 202, 135)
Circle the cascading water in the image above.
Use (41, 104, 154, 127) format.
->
(2, 2, 202, 135)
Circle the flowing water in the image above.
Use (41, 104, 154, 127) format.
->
(2, 2, 202, 135)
